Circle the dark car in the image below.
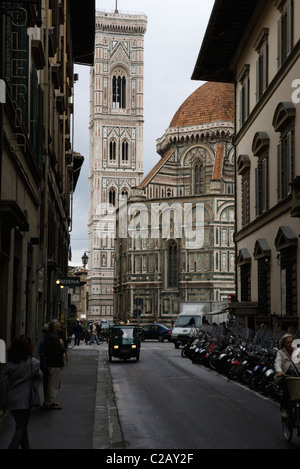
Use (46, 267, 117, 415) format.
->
(139, 324, 172, 342)
(108, 325, 141, 361)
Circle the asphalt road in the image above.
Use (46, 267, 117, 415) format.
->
(1, 341, 300, 452)
(109, 340, 300, 450)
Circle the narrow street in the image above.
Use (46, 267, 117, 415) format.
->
(109, 341, 300, 450)
(0, 342, 299, 451)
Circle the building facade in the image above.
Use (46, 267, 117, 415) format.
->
(87, 9, 147, 321)
(114, 82, 236, 326)
(0, 0, 94, 348)
(193, 0, 300, 332)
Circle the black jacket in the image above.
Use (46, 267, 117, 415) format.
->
(45, 331, 65, 368)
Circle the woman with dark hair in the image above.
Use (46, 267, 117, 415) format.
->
(0, 335, 42, 449)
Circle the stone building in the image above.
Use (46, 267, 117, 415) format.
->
(87, 8, 147, 322)
(0, 1, 94, 346)
(114, 81, 236, 326)
(193, 0, 300, 332)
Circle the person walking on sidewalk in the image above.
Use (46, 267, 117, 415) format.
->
(38, 323, 49, 403)
(0, 335, 42, 449)
(89, 322, 100, 345)
(74, 321, 82, 346)
(44, 319, 65, 410)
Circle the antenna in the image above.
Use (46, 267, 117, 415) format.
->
(115, 0, 118, 13)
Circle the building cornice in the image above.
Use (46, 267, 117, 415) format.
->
(156, 121, 234, 155)
(96, 11, 147, 35)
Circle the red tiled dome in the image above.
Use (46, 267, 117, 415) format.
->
(169, 81, 234, 128)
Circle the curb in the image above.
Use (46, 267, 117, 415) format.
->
(93, 349, 125, 449)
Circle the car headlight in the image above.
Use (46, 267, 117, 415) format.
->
(113, 345, 119, 349)
(131, 344, 137, 349)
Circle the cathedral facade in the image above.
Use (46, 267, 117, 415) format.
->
(87, 9, 147, 321)
(114, 82, 236, 326)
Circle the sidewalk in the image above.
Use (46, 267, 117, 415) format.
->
(0, 343, 125, 449)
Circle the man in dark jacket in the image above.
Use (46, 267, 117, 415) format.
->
(44, 319, 65, 409)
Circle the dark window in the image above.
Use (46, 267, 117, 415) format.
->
(240, 263, 251, 301)
(257, 257, 271, 315)
(112, 75, 126, 108)
(194, 162, 204, 195)
(109, 189, 116, 207)
(255, 157, 268, 215)
(279, 247, 297, 316)
(122, 141, 128, 161)
(277, 132, 293, 201)
(109, 140, 116, 161)
(256, 43, 268, 100)
(242, 178, 250, 226)
(278, 0, 294, 68)
(168, 241, 178, 288)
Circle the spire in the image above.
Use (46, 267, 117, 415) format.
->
(115, 0, 118, 13)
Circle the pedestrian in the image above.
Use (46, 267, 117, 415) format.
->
(89, 322, 100, 345)
(38, 323, 49, 404)
(74, 321, 82, 346)
(275, 333, 300, 417)
(96, 322, 102, 339)
(82, 322, 90, 344)
(0, 335, 42, 449)
(44, 319, 65, 410)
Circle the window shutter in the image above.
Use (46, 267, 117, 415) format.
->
(287, 131, 292, 194)
(287, 0, 293, 56)
(262, 44, 268, 93)
(277, 18, 282, 68)
(255, 167, 259, 216)
(239, 88, 243, 126)
(256, 58, 260, 102)
(262, 158, 267, 212)
(245, 77, 249, 119)
(277, 142, 282, 201)
(242, 179, 248, 226)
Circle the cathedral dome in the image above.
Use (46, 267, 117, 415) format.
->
(169, 81, 234, 128)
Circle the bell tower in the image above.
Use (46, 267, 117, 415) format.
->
(87, 8, 147, 321)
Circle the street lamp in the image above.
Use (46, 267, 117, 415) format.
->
(82, 251, 88, 270)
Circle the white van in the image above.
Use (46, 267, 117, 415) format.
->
(171, 304, 207, 348)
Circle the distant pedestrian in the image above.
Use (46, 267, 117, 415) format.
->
(89, 322, 100, 345)
(74, 321, 82, 346)
(0, 335, 42, 449)
(38, 323, 50, 404)
(96, 322, 102, 338)
(82, 323, 90, 344)
(44, 319, 65, 410)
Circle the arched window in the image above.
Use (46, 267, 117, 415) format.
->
(168, 241, 178, 288)
(121, 188, 128, 199)
(109, 188, 116, 207)
(194, 161, 204, 195)
(112, 75, 126, 109)
(122, 141, 129, 162)
(109, 140, 116, 161)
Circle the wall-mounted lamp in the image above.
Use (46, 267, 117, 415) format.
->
(82, 251, 88, 270)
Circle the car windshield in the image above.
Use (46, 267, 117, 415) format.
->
(175, 316, 201, 327)
(113, 327, 136, 339)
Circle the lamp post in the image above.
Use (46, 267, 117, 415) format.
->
(82, 251, 88, 270)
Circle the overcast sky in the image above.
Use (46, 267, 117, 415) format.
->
(70, 0, 215, 266)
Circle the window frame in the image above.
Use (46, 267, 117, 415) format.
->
(277, 0, 294, 68)
(238, 64, 250, 127)
(112, 74, 126, 109)
(254, 28, 269, 101)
